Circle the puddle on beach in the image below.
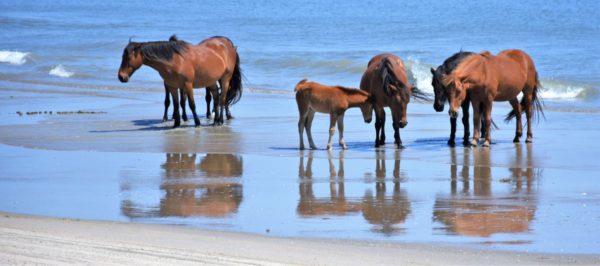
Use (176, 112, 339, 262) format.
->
(1, 143, 599, 254)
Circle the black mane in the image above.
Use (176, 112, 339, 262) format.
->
(441, 51, 475, 75)
(129, 38, 189, 64)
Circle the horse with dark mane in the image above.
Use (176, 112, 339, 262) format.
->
(443, 49, 544, 146)
(161, 36, 230, 123)
(431, 51, 475, 146)
(118, 35, 242, 127)
(360, 53, 428, 148)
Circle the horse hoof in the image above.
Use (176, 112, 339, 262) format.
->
(513, 137, 520, 143)
(482, 140, 490, 147)
(525, 137, 533, 143)
(470, 139, 478, 147)
(227, 115, 233, 120)
(447, 139, 455, 146)
(342, 145, 348, 150)
(299, 146, 305, 150)
(310, 146, 317, 150)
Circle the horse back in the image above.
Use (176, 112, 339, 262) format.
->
(295, 81, 352, 113)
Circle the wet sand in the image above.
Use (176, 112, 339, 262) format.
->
(1, 85, 600, 264)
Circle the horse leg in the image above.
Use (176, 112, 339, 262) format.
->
(305, 110, 317, 149)
(217, 79, 230, 125)
(226, 105, 233, 120)
(337, 112, 347, 150)
(461, 97, 471, 146)
(183, 83, 200, 127)
(327, 113, 338, 150)
(168, 86, 180, 128)
(298, 106, 308, 150)
(205, 87, 212, 118)
(380, 109, 386, 144)
(448, 116, 457, 146)
(374, 106, 384, 147)
(470, 101, 481, 146)
(392, 118, 402, 149)
(209, 86, 220, 126)
(482, 100, 493, 147)
(523, 93, 534, 143)
(509, 98, 523, 142)
(163, 84, 170, 122)
(179, 88, 188, 122)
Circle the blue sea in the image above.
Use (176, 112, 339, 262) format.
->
(1, 0, 599, 111)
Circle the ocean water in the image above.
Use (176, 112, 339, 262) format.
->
(1, 0, 599, 111)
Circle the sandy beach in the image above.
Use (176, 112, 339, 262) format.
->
(2, 212, 599, 265)
(1, 85, 600, 264)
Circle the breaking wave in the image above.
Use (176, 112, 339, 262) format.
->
(49, 64, 74, 78)
(0, 50, 30, 65)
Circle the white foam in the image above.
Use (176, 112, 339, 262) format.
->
(540, 80, 588, 100)
(0, 50, 29, 65)
(49, 64, 74, 78)
(405, 59, 434, 93)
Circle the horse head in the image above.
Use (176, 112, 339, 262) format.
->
(431, 67, 447, 112)
(442, 74, 467, 119)
(118, 41, 143, 83)
(360, 93, 374, 124)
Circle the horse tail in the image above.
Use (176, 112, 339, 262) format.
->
(532, 71, 545, 123)
(379, 57, 397, 95)
(226, 47, 243, 106)
(504, 71, 545, 123)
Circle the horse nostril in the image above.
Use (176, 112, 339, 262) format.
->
(118, 74, 128, 83)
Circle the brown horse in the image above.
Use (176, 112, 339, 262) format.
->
(443, 49, 544, 146)
(295, 79, 372, 150)
(118, 35, 242, 127)
(360, 53, 428, 148)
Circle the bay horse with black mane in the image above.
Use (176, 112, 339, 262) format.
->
(118, 35, 242, 127)
(443, 49, 544, 146)
(360, 53, 428, 148)
(431, 51, 496, 146)
(162, 36, 231, 123)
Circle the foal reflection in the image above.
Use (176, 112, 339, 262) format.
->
(434, 144, 537, 237)
(297, 150, 362, 216)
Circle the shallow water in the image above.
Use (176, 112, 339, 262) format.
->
(1, 90, 599, 254)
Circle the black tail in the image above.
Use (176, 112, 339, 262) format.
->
(226, 47, 243, 106)
(504, 72, 545, 123)
(379, 57, 397, 96)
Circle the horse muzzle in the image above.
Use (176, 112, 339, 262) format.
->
(364, 118, 372, 123)
(118, 74, 129, 83)
(434, 102, 444, 112)
(400, 121, 407, 128)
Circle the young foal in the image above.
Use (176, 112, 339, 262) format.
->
(295, 79, 373, 150)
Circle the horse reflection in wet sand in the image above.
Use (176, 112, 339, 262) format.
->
(118, 35, 242, 127)
(295, 79, 373, 150)
(297, 150, 411, 235)
(433, 145, 538, 237)
(121, 153, 243, 218)
(442, 49, 544, 146)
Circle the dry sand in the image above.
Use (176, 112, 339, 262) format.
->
(2, 212, 598, 265)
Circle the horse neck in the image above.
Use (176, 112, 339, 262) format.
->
(143, 57, 170, 73)
(346, 92, 368, 107)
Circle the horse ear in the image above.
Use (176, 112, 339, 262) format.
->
(430, 68, 435, 75)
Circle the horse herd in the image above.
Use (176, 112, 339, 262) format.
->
(118, 35, 544, 150)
